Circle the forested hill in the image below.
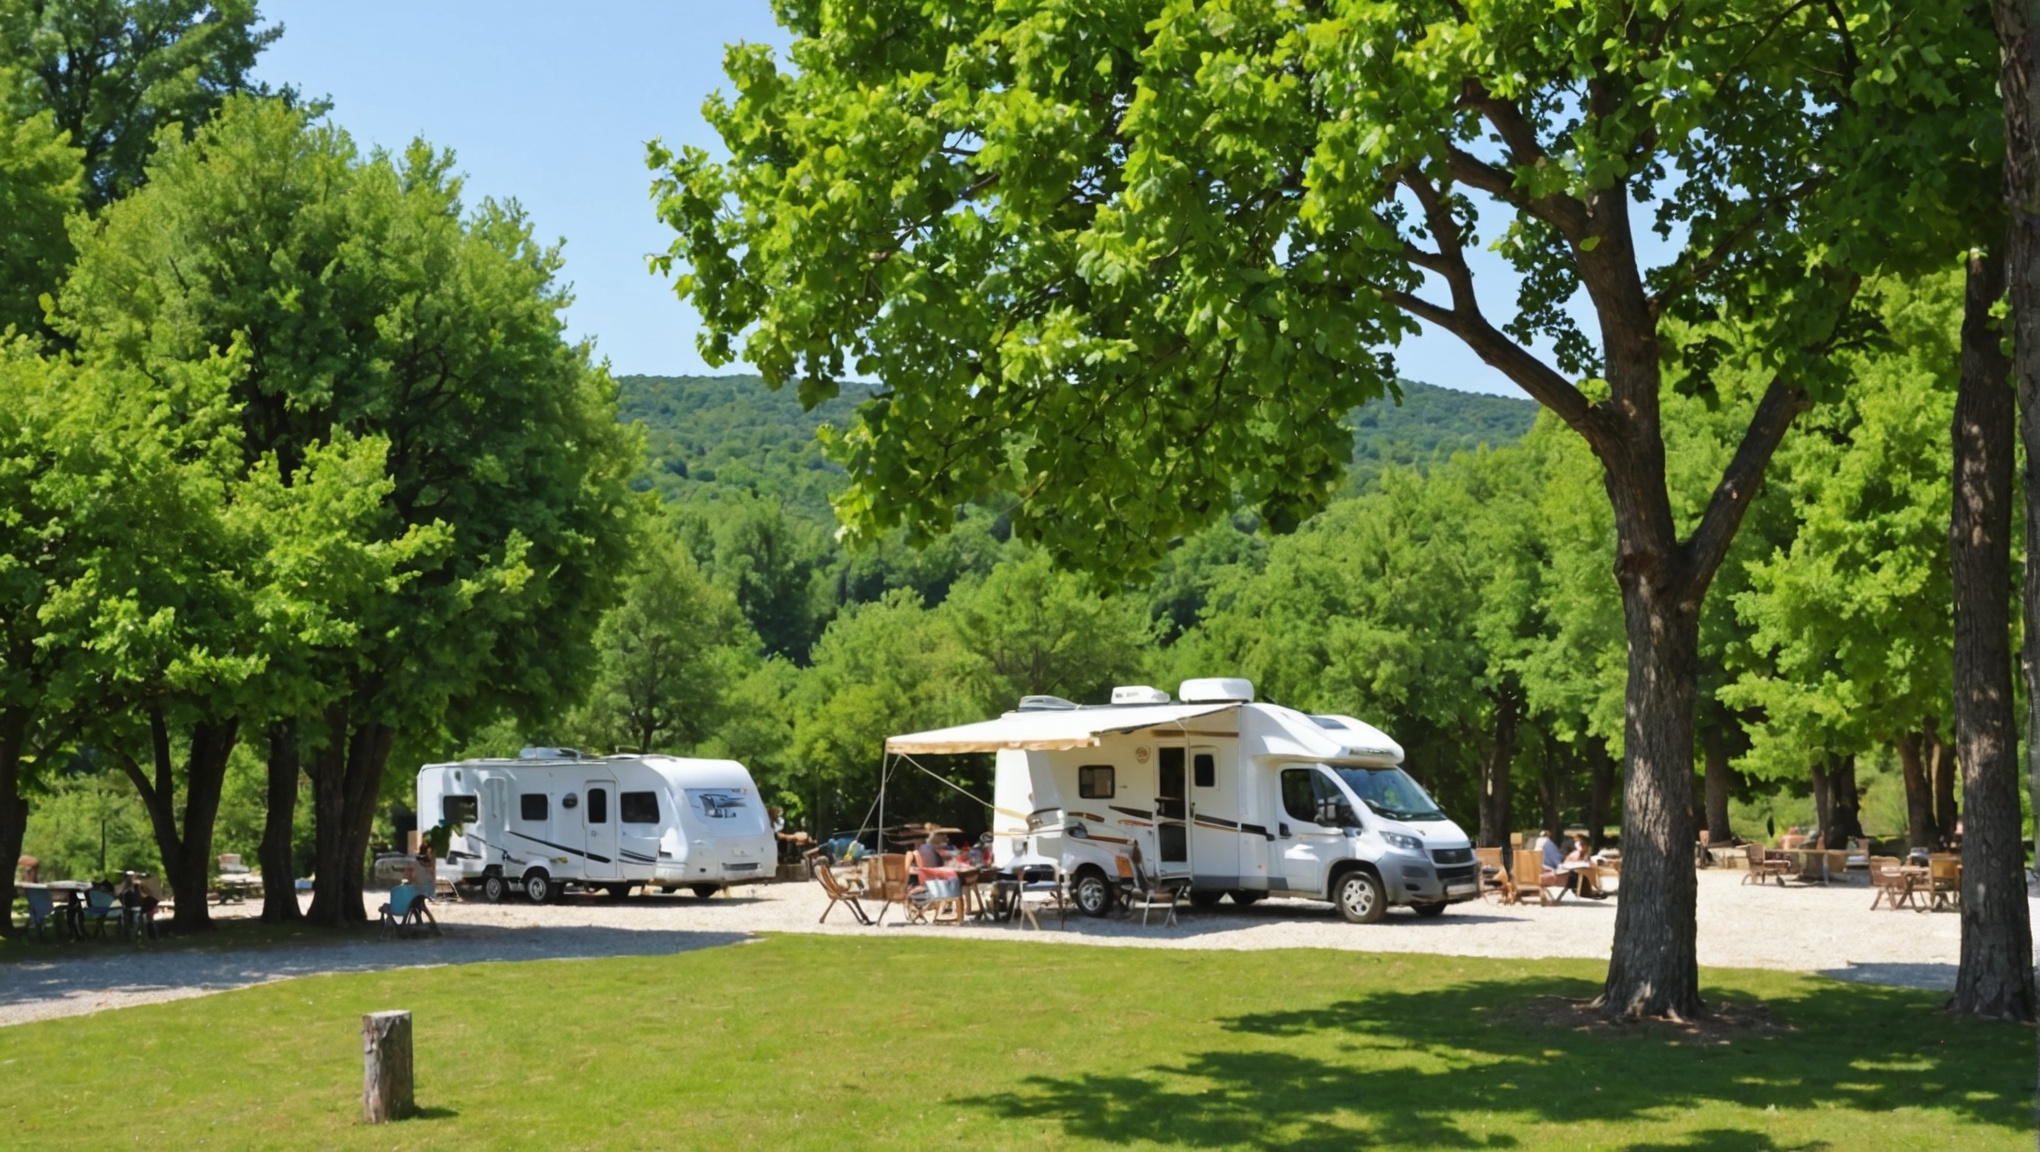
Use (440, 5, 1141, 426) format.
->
(617, 373, 1537, 517)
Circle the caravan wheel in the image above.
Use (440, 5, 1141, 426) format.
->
(523, 870, 555, 904)
(1188, 890, 1225, 910)
(480, 874, 509, 904)
(1071, 868, 1114, 918)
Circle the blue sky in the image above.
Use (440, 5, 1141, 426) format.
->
(255, 1, 1529, 398)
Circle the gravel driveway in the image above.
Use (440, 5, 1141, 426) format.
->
(4, 869, 2024, 1027)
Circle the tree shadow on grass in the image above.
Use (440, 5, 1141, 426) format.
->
(957, 976, 2025, 1149)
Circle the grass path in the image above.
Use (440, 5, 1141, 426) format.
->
(1, 935, 2028, 1149)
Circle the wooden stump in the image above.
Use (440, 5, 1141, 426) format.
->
(361, 1010, 414, 1123)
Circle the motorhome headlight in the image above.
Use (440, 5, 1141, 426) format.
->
(1066, 822, 1089, 839)
(1379, 831, 1423, 854)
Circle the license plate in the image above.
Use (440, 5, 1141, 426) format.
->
(1446, 883, 1477, 897)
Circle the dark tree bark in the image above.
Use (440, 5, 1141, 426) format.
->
(1586, 738, 1618, 854)
(1929, 726, 1958, 843)
(2001, 0, 2040, 936)
(1477, 687, 1521, 849)
(258, 720, 302, 923)
(0, 708, 29, 939)
(1701, 723, 1735, 846)
(1946, 245, 2035, 1022)
(117, 705, 240, 933)
(1827, 754, 1863, 847)
(305, 706, 396, 927)
(1896, 730, 1940, 852)
(1808, 760, 1835, 849)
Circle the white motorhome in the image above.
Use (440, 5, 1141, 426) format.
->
(886, 679, 1478, 923)
(416, 749, 776, 903)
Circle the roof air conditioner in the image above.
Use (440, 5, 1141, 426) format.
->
(1017, 695, 1079, 712)
(1110, 685, 1171, 705)
(1178, 677, 1254, 704)
(519, 746, 582, 760)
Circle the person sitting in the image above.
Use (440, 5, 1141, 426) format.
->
(1537, 830, 1571, 895)
(769, 805, 812, 863)
(1564, 834, 1607, 899)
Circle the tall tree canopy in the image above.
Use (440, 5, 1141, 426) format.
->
(655, 0, 1993, 1018)
(0, 0, 277, 206)
(54, 97, 641, 924)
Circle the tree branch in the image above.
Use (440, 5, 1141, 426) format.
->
(1679, 376, 1809, 604)
(1386, 289, 1600, 440)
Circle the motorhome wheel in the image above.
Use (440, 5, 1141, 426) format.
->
(1228, 890, 1264, 907)
(603, 883, 632, 900)
(1413, 901, 1448, 918)
(1071, 868, 1114, 917)
(1188, 890, 1225, 910)
(1333, 869, 1385, 924)
(480, 873, 509, 904)
(523, 870, 554, 904)
(692, 884, 719, 899)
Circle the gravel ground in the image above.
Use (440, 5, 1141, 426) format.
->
(4, 869, 2028, 1027)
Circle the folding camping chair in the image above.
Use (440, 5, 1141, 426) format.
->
(810, 852, 872, 926)
(1475, 848, 1515, 904)
(378, 884, 439, 940)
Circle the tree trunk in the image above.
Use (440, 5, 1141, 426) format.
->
(1896, 731, 1939, 852)
(1599, 578, 1703, 1021)
(307, 706, 396, 927)
(119, 706, 240, 934)
(1808, 759, 1834, 849)
(305, 706, 352, 925)
(1928, 726, 1958, 843)
(258, 720, 302, 923)
(1477, 688, 1520, 849)
(1701, 723, 1734, 846)
(1947, 244, 2035, 1022)
(2002, 0, 2040, 936)
(0, 708, 29, 940)
(1828, 754, 1863, 847)
(1586, 738, 1617, 853)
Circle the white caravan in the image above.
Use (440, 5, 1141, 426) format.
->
(886, 679, 1478, 923)
(416, 749, 776, 903)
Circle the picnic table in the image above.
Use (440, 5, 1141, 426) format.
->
(214, 872, 263, 903)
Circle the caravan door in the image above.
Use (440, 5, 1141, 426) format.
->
(483, 776, 511, 866)
(580, 777, 620, 882)
(1154, 746, 1191, 879)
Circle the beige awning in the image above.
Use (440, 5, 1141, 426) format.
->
(885, 703, 1237, 755)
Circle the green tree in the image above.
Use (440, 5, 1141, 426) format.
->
(56, 98, 639, 924)
(574, 533, 754, 755)
(0, 0, 278, 206)
(1724, 274, 1961, 852)
(654, 1, 1989, 1018)
(945, 548, 1156, 713)
(0, 66, 83, 334)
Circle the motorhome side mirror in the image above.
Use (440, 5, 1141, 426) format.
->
(1315, 800, 1341, 826)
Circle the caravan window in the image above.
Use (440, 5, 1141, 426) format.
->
(519, 793, 549, 821)
(620, 791, 659, 824)
(1078, 765, 1115, 799)
(1193, 753, 1216, 789)
(587, 788, 608, 823)
(441, 795, 477, 824)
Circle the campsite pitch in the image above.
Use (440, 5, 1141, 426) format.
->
(0, 935, 2026, 1149)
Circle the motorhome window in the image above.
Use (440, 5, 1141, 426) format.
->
(1281, 769, 1319, 825)
(620, 791, 659, 824)
(1328, 765, 1448, 822)
(1193, 753, 1215, 788)
(519, 793, 549, 821)
(587, 788, 608, 823)
(1078, 765, 1115, 799)
(441, 795, 478, 824)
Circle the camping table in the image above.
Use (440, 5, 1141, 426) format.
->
(214, 873, 263, 904)
(1779, 848, 1844, 885)
(20, 882, 87, 939)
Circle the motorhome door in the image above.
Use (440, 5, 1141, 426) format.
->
(581, 776, 619, 881)
(1188, 745, 1237, 888)
(483, 776, 510, 861)
(1275, 765, 1349, 898)
(1155, 746, 1191, 878)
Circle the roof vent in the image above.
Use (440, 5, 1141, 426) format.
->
(1017, 695, 1079, 712)
(1110, 685, 1171, 705)
(519, 746, 582, 760)
(1178, 677, 1254, 704)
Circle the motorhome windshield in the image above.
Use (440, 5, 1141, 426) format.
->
(1327, 765, 1448, 822)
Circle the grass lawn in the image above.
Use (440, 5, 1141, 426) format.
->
(1, 935, 2029, 1150)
